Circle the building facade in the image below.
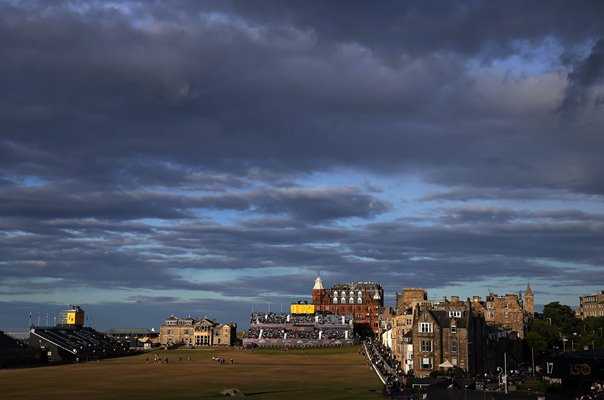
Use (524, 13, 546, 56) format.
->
(471, 283, 534, 339)
(382, 287, 533, 376)
(411, 303, 487, 378)
(159, 315, 237, 347)
(312, 275, 384, 335)
(395, 288, 428, 314)
(579, 291, 604, 319)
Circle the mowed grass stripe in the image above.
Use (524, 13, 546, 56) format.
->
(0, 345, 384, 400)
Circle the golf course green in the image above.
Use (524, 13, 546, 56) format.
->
(0, 345, 384, 400)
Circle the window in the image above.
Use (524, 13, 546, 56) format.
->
(419, 322, 433, 333)
(450, 339, 458, 353)
(487, 311, 494, 319)
(167, 329, 172, 335)
(504, 311, 509, 319)
(448, 311, 462, 318)
(357, 297, 363, 304)
(451, 325, 457, 334)
(486, 302, 493, 309)
(421, 340, 432, 352)
(183, 329, 189, 335)
(421, 357, 433, 369)
(333, 297, 338, 304)
(341, 297, 346, 304)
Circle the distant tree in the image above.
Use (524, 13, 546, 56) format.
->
(527, 303, 604, 355)
(527, 318, 559, 349)
(577, 317, 604, 350)
(525, 331, 548, 353)
(583, 316, 604, 335)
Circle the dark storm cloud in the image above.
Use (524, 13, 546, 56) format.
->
(0, 186, 189, 219)
(0, 181, 387, 222)
(5, 205, 601, 295)
(217, 0, 604, 58)
(249, 187, 391, 222)
(2, 0, 603, 192)
(558, 38, 604, 117)
(1, 1, 604, 330)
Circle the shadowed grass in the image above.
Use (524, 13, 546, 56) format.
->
(0, 345, 384, 400)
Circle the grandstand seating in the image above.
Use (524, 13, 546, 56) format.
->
(244, 312, 354, 347)
(0, 331, 39, 367)
(29, 327, 133, 362)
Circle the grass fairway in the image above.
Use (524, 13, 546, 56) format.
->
(0, 345, 384, 400)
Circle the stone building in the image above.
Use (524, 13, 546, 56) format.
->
(471, 283, 534, 339)
(411, 302, 487, 378)
(395, 288, 428, 314)
(193, 318, 236, 346)
(383, 287, 534, 375)
(312, 275, 383, 336)
(387, 312, 417, 370)
(579, 291, 604, 319)
(159, 315, 237, 347)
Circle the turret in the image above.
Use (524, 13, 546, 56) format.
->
(524, 282, 534, 317)
(311, 273, 325, 306)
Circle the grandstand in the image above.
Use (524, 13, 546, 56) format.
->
(243, 310, 356, 348)
(0, 331, 41, 368)
(28, 306, 134, 362)
(29, 326, 133, 362)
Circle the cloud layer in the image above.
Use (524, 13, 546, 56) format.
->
(1, 0, 603, 330)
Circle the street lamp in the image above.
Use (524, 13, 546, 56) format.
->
(572, 332, 578, 351)
(504, 352, 508, 395)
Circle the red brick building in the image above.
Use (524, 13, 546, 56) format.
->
(311, 275, 383, 336)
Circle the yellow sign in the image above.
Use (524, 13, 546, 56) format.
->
(290, 304, 315, 314)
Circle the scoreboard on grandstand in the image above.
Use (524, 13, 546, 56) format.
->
(290, 301, 315, 314)
(63, 305, 85, 327)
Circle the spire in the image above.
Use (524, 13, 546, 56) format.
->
(525, 282, 533, 296)
(313, 273, 324, 290)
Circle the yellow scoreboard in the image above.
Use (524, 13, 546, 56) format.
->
(65, 307, 85, 326)
(290, 303, 315, 314)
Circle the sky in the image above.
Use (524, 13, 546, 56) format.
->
(1, 0, 604, 332)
